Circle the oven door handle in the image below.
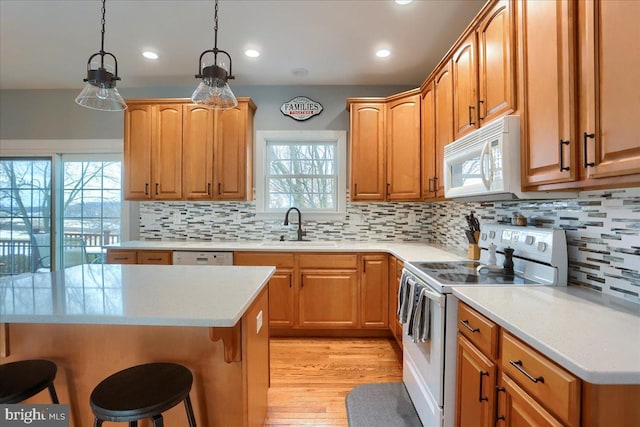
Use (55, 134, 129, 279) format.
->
(418, 285, 445, 307)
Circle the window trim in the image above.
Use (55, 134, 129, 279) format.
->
(255, 130, 347, 220)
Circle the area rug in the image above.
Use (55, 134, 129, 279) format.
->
(345, 382, 423, 427)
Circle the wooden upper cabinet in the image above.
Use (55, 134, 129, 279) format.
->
(453, 34, 479, 140)
(521, 0, 576, 187)
(214, 101, 256, 200)
(421, 82, 438, 200)
(477, 0, 515, 125)
(152, 104, 183, 199)
(435, 62, 454, 197)
(182, 105, 214, 200)
(386, 94, 421, 201)
(124, 104, 153, 200)
(349, 102, 386, 201)
(579, 0, 640, 181)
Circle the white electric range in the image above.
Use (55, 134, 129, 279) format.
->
(399, 223, 568, 427)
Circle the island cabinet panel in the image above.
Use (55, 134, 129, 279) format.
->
(4, 289, 270, 427)
(360, 254, 389, 328)
(348, 102, 386, 201)
(298, 269, 358, 328)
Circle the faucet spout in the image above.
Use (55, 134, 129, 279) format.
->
(284, 207, 306, 241)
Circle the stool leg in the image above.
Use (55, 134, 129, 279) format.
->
(184, 395, 197, 427)
(151, 414, 163, 427)
(48, 383, 59, 404)
(94, 419, 103, 427)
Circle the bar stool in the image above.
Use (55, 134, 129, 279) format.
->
(90, 362, 197, 427)
(0, 359, 60, 404)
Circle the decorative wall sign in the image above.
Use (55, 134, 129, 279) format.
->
(280, 96, 323, 121)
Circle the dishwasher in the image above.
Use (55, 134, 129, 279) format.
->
(172, 251, 233, 265)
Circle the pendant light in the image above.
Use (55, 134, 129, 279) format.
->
(191, 0, 238, 110)
(75, 0, 127, 111)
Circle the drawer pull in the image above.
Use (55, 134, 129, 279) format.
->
(478, 371, 489, 402)
(113, 257, 128, 261)
(509, 359, 544, 383)
(459, 319, 480, 333)
(146, 257, 163, 261)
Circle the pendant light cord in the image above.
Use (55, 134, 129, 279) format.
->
(213, 0, 219, 64)
(100, 0, 106, 67)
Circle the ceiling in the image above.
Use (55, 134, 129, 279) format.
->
(0, 0, 485, 90)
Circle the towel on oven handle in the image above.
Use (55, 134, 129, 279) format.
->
(411, 287, 431, 343)
(398, 271, 415, 324)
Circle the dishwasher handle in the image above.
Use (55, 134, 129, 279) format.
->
(172, 251, 234, 265)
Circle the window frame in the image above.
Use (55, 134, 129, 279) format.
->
(255, 130, 347, 220)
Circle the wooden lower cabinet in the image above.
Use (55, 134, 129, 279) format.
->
(456, 334, 497, 427)
(299, 269, 358, 328)
(106, 249, 172, 265)
(499, 373, 564, 427)
(235, 251, 389, 335)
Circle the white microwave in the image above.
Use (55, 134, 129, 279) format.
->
(443, 115, 573, 201)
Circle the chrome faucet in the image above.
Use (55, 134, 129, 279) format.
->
(284, 207, 306, 241)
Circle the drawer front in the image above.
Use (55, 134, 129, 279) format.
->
(106, 250, 137, 264)
(234, 252, 295, 268)
(298, 254, 358, 269)
(138, 251, 172, 265)
(501, 332, 580, 426)
(457, 302, 498, 359)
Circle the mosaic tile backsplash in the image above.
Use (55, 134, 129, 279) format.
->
(140, 187, 640, 303)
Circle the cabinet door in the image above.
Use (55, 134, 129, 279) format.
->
(268, 270, 295, 328)
(124, 104, 152, 200)
(388, 256, 398, 334)
(214, 103, 248, 200)
(435, 62, 454, 196)
(453, 35, 479, 140)
(580, 0, 640, 180)
(182, 104, 214, 200)
(298, 269, 358, 328)
(421, 82, 438, 200)
(477, 0, 515, 124)
(500, 373, 564, 427)
(106, 250, 137, 264)
(152, 104, 183, 199)
(349, 103, 386, 201)
(386, 95, 421, 201)
(521, 0, 577, 186)
(456, 334, 496, 427)
(360, 254, 389, 328)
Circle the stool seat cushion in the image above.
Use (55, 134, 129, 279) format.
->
(0, 359, 58, 404)
(90, 363, 193, 422)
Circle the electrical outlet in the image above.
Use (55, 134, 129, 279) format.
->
(256, 310, 263, 334)
(408, 213, 417, 226)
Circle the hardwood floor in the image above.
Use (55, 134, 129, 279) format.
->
(265, 337, 403, 426)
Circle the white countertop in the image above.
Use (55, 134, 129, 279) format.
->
(0, 264, 275, 327)
(452, 286, 640, 384)
(108, 240, 466, 263)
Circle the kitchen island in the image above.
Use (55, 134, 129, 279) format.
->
(0, 264, 275, 427)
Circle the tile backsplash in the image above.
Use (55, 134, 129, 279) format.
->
(140, 187, 640, 303)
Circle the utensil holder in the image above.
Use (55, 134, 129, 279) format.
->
(468, 243, 480, 260)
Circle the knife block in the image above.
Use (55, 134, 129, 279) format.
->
(468, 243, 480, 260)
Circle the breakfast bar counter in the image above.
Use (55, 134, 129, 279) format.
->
(0, 264, 275, 427)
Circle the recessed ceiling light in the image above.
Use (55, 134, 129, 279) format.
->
(376, 49, 391, 58)
(142, 51, 158, 60)
(395, 0, 413, 4)
(245, 49, 260, 58)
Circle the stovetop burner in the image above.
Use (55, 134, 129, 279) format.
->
(409, 261, 539, 285)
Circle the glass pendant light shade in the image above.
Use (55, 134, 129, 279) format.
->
(191, 75, 238, 110)
(75, 80, 127, 111)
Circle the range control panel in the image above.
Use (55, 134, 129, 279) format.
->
(478, 223, 566, 266)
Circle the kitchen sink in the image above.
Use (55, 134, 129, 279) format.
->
(259, 241, 338, 247)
